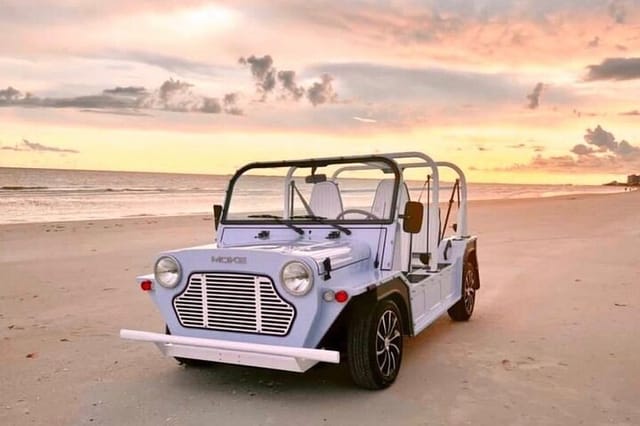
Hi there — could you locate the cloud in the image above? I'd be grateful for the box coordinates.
[277,70,304,100]
[140,82,243,115]
[353,116,377,123]
[619,109,640,116]
[576,124,640,157]
[103,50,222,76]
[1,85,140,109]
[240,54,339,106]
[0,86,21,100]
[1,139,79,154]
[103,86,147,96]
[141,78,238,114]
[526,82,544,109]
[239,55,276,99]
[22,139,79,153]
[1,80,243,115]
[583,125,619,152]
[1,145,23,151]
[585,57,640,81]
[477,146,490,151]
[223,92,243,115]
[46,95,135,109]
[199,97,222,113]
[587,36,600,48]
[2,93,137,109]
[570,144,598,155]
[617,139,640,156]
[572,108,600,118]
[497,125,640,173]
[608,0,627,24]
[159,79,192,102]
[507,143,546,152]
[307,73,337,106]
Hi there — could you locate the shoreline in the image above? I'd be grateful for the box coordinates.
[0,189,633,227]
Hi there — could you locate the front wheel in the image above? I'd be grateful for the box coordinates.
[347,299,403,390]
[448,260,478,321]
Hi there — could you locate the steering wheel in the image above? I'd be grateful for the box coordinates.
[336,209,380,220]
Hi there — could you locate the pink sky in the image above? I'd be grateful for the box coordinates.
[1,0,640,184]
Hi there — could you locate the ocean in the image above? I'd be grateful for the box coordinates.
[0,167,625,224]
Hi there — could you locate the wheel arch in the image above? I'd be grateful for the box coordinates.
[463,240,480,290]
[373,280,413,336]
[317,277,414,351]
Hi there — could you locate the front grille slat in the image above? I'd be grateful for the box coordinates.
[173,272,295,336]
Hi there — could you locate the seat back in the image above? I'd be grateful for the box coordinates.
[309,181,344,219]
[372,179,411,271]
[371,179,409,218]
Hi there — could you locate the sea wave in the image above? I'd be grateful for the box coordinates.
[1,186,226,194]
[1,185,49,190]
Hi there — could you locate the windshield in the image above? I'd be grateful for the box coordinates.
[223,157,400,224]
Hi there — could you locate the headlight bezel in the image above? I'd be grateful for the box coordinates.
[154,255,182,288]
[280,260,314,296]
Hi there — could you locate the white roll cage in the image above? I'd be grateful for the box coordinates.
[279,152,469,271]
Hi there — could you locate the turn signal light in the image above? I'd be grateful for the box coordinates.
[140,280,153,291]
[335,290,349,303]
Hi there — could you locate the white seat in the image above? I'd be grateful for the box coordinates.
[309,181,344,219]
[372,179,411,271]
[371,179,409,218]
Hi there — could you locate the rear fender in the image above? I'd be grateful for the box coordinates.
[463,239,480,289]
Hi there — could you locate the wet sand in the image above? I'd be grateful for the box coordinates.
[1,192,639,425]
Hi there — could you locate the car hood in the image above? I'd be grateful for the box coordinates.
[222,239,371,272]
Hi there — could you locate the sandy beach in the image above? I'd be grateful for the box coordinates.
[1,191,639,425]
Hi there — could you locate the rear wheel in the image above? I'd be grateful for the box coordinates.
[347,299,403,390]
[448,260,478,321]
[165,325,212,367]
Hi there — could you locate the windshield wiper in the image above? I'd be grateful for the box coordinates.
[247,214,304,235]
[291,215,352,235]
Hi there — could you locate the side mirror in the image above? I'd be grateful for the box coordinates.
[213,204,223,230]
[402,201,423,234]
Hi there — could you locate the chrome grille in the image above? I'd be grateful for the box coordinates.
[173,272,295,336]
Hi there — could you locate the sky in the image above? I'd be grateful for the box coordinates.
[1,0,640,184]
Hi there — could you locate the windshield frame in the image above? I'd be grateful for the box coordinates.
[221,155,401,225]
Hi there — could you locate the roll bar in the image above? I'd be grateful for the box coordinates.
[228,152,468,272]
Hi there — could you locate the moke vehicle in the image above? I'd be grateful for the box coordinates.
[121,152,480,389]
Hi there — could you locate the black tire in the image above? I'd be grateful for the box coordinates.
[347,299,403,390]
[448,260,478,321]
[165,325,212,367]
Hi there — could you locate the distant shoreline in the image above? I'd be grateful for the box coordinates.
[603,182,639,187]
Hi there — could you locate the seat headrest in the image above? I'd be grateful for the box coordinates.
[372,179,409,218]
[309,181,344,219]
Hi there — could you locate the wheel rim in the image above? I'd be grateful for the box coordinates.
[375,309,402,378]
[463,267,476,314]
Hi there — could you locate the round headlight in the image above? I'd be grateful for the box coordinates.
[281,261,313,296]
[154,256,181,288]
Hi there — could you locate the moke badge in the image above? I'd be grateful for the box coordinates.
[211,256,247,264]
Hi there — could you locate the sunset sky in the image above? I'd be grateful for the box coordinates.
[1,0,640,184]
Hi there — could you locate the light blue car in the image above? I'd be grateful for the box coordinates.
[122,151,480,389]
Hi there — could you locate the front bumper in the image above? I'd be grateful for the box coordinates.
[120,329,340,373]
